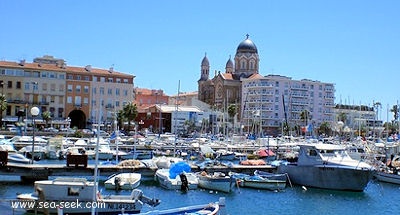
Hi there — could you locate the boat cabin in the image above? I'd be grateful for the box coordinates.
[296,144,352,166]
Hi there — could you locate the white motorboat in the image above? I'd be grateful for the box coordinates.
[0,142,31,164]
[197,171,235,193]
[8,153,31,164]
[18,145,46,160]
[277,143,375,191]
[136,197,225,215]
[155,168,198,191]
[17,177,160,214]
[105,172,142,190]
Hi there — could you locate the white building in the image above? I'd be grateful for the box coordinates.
[241,74,335,136]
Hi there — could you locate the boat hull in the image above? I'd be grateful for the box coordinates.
[238,178,286,191]
[155,170,198,190]
[278,164,373,191]
[104,173,141,190]
[197,175,234,193]
[374,171,400,185]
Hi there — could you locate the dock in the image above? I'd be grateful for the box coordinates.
[0,162,276,181]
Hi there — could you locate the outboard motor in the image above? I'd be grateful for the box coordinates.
[114,176,121,191]
[179,173,189,192]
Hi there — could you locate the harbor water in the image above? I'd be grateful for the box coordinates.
[1,174,400,215]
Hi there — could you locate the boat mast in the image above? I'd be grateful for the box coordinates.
[174,80,180,157]
[91,107,101,215]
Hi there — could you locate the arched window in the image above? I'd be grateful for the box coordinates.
[240,60,246,69]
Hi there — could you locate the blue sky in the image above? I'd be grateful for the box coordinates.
[1,0,399,121]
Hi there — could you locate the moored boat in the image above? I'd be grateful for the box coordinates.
[230,172,287,191]
[197,171,235,193]
[104,172,142,190]
[17,177,160,214]
[277,143,375,191]
[155,161,198,191]
[130,197,225,215]
[374,170,400,184]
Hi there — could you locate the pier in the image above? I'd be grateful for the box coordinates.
[0,162,276,182]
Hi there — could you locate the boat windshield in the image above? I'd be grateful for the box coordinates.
[319,149,347,157]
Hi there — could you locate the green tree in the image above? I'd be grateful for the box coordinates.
[227,104,236,121]
[300,110,311,126]
[318,121,331,136]
[42,111,52,128]
[117,109,126,130]
[390,104,399,122]
[122,102,138,131]
[0,94,7,128]
[337,112,347,123]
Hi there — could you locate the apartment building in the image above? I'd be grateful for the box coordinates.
[241,74,336,136]
[0,55,135,129]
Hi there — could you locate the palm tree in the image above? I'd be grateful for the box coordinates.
[337,112,347,123]
[0,94,7,128]
[390,104,399,122]
[300,110,310,126]
[122,102,138,131]
[117,109,126,130]
[42,111,52,128]
[318,121,331,136]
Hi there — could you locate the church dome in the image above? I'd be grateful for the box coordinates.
[237,35,258,53]
[226,58,233,68]
[201,55,209,66]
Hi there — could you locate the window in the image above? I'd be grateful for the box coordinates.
[76,75,81,80]
[93,76,97,82]
[100,87,104,95]
[84,86,89,93]
[123,90,128,96]
[67,74,73,80]
[123,79,128,83]
[100,77,105,82]
[84,97,89,104]
[16,81,21,89]
[7,81,12,88]
[67,85,73,92]
[75,96,81,106]
[68,187,79,196]
[59,74,65,79]
[116,101,120,107]
[42,83,47,91]
[84,76,90,81]
[67,96,72,104]
[50,84,56,91]
[76,85,81,93]
[108,78,113,83]
[116,78,121,83]
[92,87,97,94]
[108,88,112,95]
[59,84,64,92]
[116,88,120,95]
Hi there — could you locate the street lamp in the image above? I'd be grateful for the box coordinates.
[337,121,344,144]
[30,106,40,164]
[26,82,38,134]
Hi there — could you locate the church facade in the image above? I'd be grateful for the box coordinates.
[197,35,262,117]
